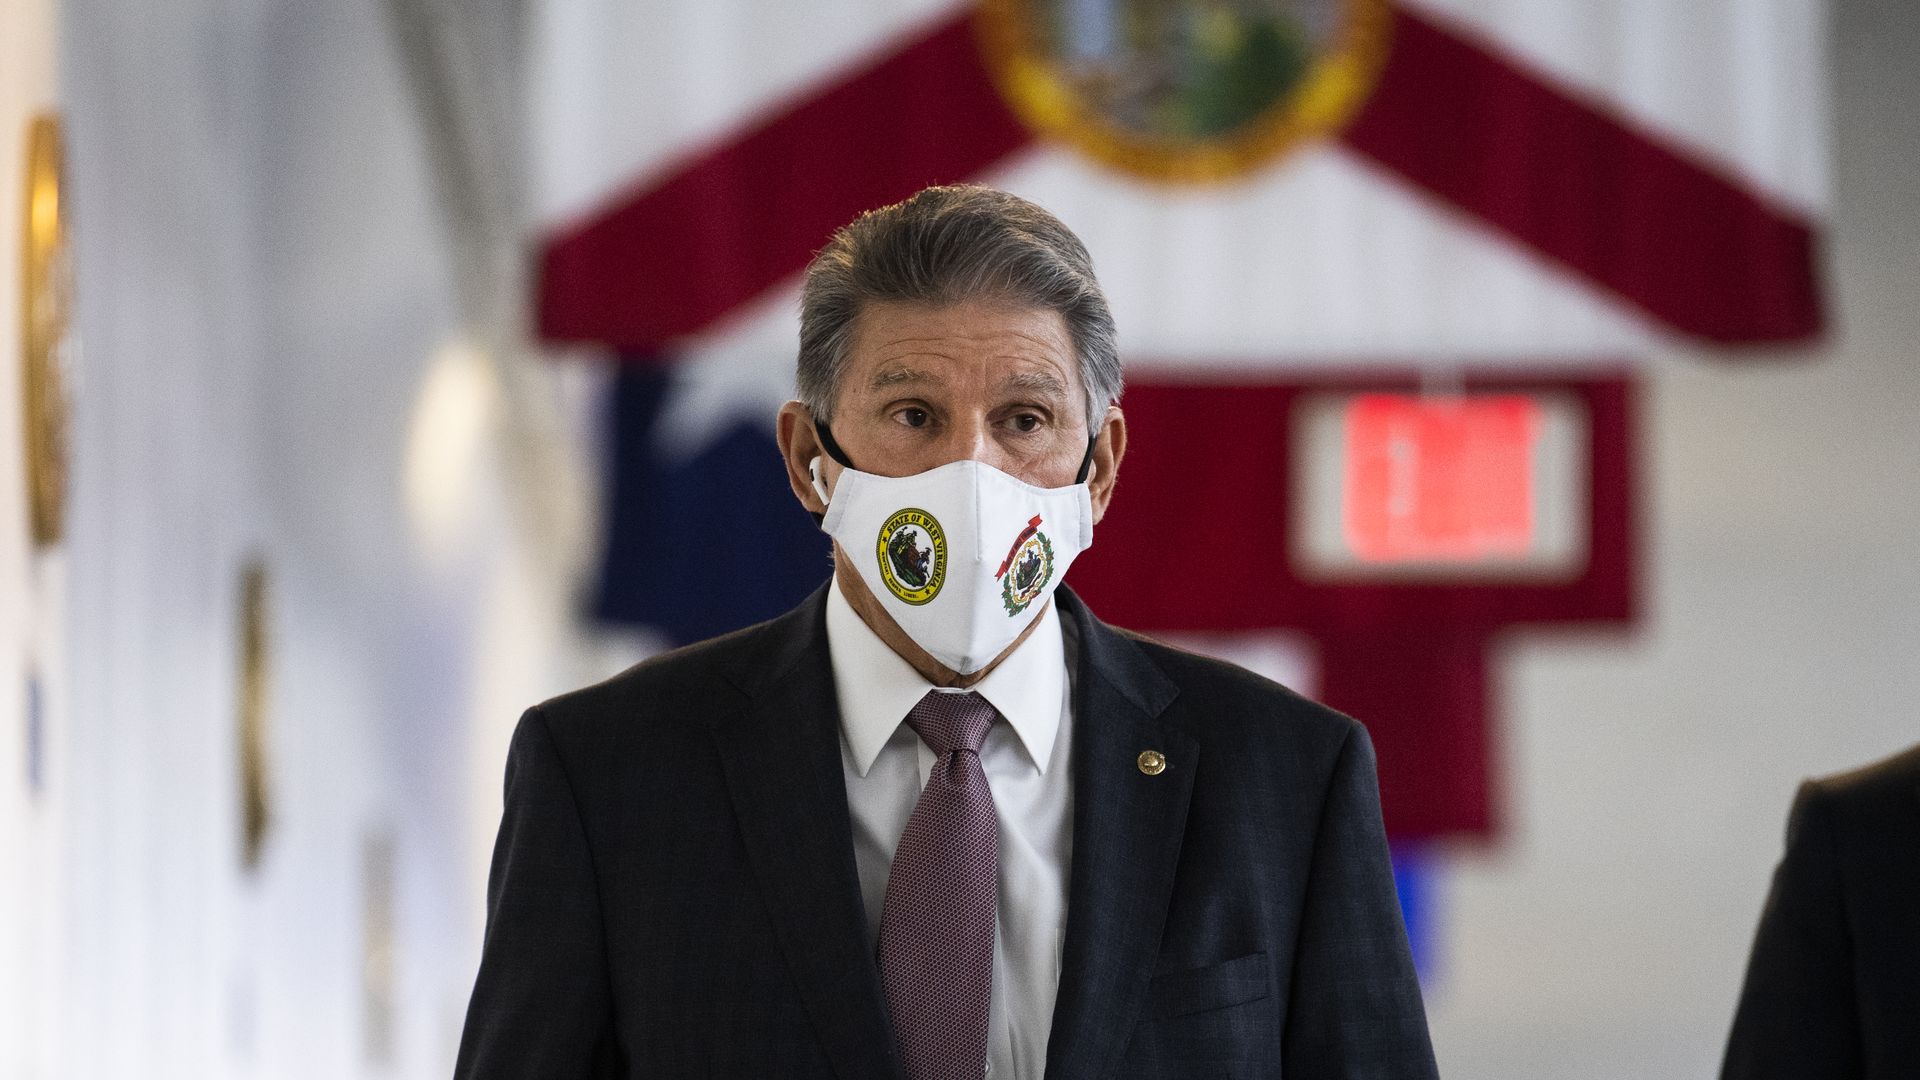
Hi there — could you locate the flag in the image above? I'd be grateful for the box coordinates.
[530,0,1826,838]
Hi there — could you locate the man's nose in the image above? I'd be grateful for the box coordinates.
[937,415,1009,471]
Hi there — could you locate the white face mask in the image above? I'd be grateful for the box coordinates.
[813,454,1094,674]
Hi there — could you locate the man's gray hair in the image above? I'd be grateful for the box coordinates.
[797,185,1120,426]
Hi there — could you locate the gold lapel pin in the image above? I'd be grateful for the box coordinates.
[1137,750,1167,776]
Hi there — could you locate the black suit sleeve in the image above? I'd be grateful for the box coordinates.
[1721,781,1862,1080]
[455,707,619,1079]
[1282,722,1439,1079]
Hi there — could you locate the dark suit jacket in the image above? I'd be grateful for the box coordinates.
[455,585,1437,1079]
[1721,743,1920,1080]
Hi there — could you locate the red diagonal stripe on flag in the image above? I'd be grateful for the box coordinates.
[1339,8,1823,344]
[537,14,1030,350]
[538,4,1824,352]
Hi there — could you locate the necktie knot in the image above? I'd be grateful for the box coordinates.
[905,690,996,758]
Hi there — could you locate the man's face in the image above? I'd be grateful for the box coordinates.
[823,299,1092,487]
[774,296,1126,682]
[777,297,1126,540]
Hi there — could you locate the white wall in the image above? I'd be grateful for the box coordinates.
[55,0,589,1076]
[1,0,61,1075]
[1423,2,1920,1076]
[56,1,271,1073]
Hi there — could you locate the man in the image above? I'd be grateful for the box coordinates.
[1721,742,1920,1080]
[455,185,1437,1079]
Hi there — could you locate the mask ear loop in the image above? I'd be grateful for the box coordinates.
[1074,434,1098,484]
[814,420,857,470]
[807,418,854,527]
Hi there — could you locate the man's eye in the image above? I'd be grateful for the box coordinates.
[895,407,930,428]
[1010,413,1042,433]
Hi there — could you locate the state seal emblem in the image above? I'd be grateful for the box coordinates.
[978,0,1391,182]
[996,516,1056,616]
[876,508,948,605]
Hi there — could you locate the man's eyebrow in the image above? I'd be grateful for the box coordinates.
[868,366,942,392]
[1001,370,1070,398]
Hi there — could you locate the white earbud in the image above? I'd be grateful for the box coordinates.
[809,456,831,507]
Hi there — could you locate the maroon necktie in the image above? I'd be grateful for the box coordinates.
[876,690,1000,1080]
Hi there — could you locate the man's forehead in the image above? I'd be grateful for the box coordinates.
[845,300,1078,386]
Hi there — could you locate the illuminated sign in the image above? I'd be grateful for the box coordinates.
[1293,392,1589,580]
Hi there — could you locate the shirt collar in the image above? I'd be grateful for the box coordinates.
[826,580,1066,778]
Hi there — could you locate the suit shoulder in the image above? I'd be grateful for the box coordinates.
[1801,741,1920,827]
[529,618,776,749]
[1118,629,1360,753]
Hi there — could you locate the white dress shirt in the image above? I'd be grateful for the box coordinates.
[826,582,1075,1080]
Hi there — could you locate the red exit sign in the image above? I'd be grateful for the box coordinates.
[1293,391,1587,580]
[1344,394,1540,562]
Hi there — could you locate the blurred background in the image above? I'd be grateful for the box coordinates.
[2,0,1915,1077]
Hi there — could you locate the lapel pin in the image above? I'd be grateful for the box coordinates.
[1137,749,1167,776]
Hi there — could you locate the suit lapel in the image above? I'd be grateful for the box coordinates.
[711,587,902,1080]
[1045,591,1196,1080]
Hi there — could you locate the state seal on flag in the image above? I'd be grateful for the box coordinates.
[877,508,948,606]
[978,0,1391,182]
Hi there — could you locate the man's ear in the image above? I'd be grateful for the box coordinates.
[776,400,830,515]
[1087,405,1127,526]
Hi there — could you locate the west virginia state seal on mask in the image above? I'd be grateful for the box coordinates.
[876,508,948,605]
[997,515,1055,616]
